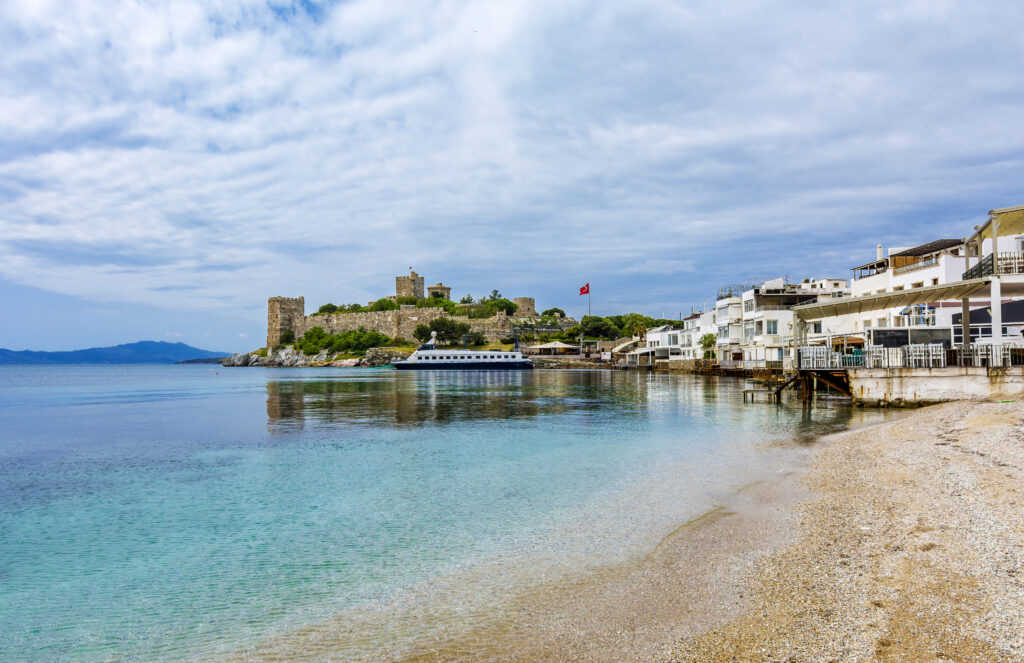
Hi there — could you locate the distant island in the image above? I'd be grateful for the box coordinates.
[0,341,230,365]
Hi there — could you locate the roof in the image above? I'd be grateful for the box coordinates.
[793,278,992,321]
[647,325,675,333]
[890,239,962,258]
[969,204,1024,242]
[525,341,579,349]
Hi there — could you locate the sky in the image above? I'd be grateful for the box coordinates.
[2,0,1023,352]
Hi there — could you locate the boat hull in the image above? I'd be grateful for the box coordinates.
[394,361,533,370]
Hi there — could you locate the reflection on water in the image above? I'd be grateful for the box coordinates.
[267,370,630,430]
[0,366,901,663]
[265,369,882,438]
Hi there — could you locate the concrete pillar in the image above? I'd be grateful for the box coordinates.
[961,298,971,347]
[992,216,1000,275]
[991,277,1003,346]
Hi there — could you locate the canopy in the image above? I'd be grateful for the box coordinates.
[793,278,991,321]
[526,341,579,349]
[970,204,1024,242]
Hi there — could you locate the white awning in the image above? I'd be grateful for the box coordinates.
[793,278,992,321]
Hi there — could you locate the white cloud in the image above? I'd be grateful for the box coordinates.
[0,0,1022,322]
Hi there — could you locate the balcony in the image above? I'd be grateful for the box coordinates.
[893,256,939,275]
[963,251,1024,280]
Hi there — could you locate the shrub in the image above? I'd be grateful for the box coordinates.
[413,318,471,345]
[396,296,418,306]
[464,332,487,346]
[317,303,339,314]
[279,330,295,343]
[296,326,390,355]
[368,298,398,312]
[541,307,565,317]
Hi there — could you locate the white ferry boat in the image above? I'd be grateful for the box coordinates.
[394,332,533,370]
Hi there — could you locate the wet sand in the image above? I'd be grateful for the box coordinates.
[222,399,1024,662]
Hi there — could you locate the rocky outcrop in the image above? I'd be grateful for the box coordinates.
[221,345,412,368]
[364,347,413,367]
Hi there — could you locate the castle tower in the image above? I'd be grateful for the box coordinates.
[267,296,304,347]
[395,270,425,299]
[513,297,537,318]
[426,282,451,300]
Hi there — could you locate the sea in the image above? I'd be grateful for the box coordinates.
[0,365,897,662]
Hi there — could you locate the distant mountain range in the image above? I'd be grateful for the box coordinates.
[0,341,231,365]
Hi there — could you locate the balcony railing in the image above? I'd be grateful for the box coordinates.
[893,256,940,275]
[963,251,1024,280]
[797,344,1024,369]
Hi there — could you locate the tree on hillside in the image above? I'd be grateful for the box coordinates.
[541,307,565,317]
[413,318,472,345]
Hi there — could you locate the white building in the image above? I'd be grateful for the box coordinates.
[739,277,851,368]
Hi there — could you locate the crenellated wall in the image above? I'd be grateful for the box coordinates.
[269,297,575,345]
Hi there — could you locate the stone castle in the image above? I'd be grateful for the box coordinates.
[267,270,560,347]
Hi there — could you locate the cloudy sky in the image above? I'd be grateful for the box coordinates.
[2,0,1022,351]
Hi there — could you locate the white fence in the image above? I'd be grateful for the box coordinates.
[797,344,1023,369]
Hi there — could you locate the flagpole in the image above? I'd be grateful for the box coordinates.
[588,289,591,317]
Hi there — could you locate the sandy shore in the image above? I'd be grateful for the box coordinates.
[664,398,1024,662]
[222,399,1024,662]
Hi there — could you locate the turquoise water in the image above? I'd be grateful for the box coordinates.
[0,366,892,661]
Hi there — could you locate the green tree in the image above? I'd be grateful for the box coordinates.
[578,315,620,340]
[541,307,565,317]
[317,303,339,314]
[396,296,418,306]
[368,298,398,312]
[460,293,474,304]
[279,330,295,344]
[487,298,518,316]
[700,333,717,359]
[414,318,472,344]
[488,289,502,301]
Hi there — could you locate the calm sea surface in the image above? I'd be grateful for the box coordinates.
[0,366,896,661]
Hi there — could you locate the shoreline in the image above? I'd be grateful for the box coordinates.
[215,398,1024,662]
[664,398,1024,661]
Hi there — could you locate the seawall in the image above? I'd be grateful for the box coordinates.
[848,366,1024,406]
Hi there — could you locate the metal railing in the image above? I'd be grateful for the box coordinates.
[963,251,1024,279]
[797,344,1024,369]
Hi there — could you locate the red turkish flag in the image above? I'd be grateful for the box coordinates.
[579,283,590,295]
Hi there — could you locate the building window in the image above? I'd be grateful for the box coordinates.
[911,281,924,288]
[668,334,678,345]
[863,320,872,328]
[932,278,939,286]
[877,317,887,327]
[893,285,904,291]
[766,320,778,334]
[744,300,754,312]
[813,322,822,333]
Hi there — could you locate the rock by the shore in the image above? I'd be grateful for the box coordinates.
[220,345,412,368]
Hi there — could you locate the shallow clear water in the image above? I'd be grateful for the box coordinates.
[0,366,895,662]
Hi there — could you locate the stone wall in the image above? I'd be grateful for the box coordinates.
[290,308,520,342]
[513,297,537,318]
[270,297,578,345]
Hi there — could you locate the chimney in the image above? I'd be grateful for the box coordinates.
[876,244,883,260]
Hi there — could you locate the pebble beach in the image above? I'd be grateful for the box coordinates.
[389,398,1024,662]
[664,398,1024,662]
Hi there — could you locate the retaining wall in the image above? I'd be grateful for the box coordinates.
[848,366,1024,406]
